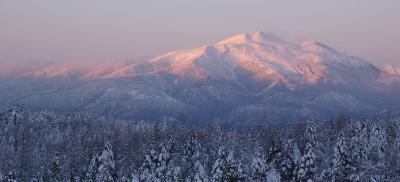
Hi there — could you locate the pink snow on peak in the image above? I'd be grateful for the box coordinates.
[19,31,379,88]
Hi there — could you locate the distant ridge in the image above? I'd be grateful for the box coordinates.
[1,31,399,124]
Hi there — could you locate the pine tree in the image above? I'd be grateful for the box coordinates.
[370,123,387,162]
[183,134,199,163]
[130,164,139,182]
[366,123,388,181]
[306,121,318,148]
[250,147,267,181]
[233,161,246,181]
[96,141,117,181]
[350,121,369,165]
[70,161,81,182]
[266,164,281,182]
[139,138,179,181]
[171,166,182,182]
[295,143,316,182]
[278,139,297,181]
[193,161,208,182]
[291,142,301,165]
[211,145,245,182]
[48,151,63,182]
[157,140,178,181]
[139,148,158,181]
[211,145,228,181]
[7,104,23,125]
[86,141,117,182]
[183,134,204,181]
[5,171,17,182]
[157,143,171,178]
[332,132,354,181]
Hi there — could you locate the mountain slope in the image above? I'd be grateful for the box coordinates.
[1,32,399,125]
[103,32,378,87]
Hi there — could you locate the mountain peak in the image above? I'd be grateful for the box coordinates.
[217,31,285,45]
[251,31,285,43]
[217,33,252,45]
[300,41,338,53]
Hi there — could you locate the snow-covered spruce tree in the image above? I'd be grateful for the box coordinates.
[306,121,318,148]
[291,142,301,165]
[280,157,294,181]
[391,122,400,181]
[277,139,298,181]
[306,120,330,180]
[349,121,369,178]
[266,163,281,182]
[332,132,355,181]
[382,120,400,180]
[250,146,267,181]
[157,142,172,179]
[48,151,63,182]
[86,152,99,182]
[295,143,316,182]
[192,161,208,182]
[0,104,23,174]
[211,145,245,182]
[158,139,181,181]
[129,164,139,182]
[364,123,388,181]
[210,145,228,181]
[86,141,117,182]
[69,161,82,182]
[234,161,245,181]
[5,171,17,182]
[139,138,181,181]
[369,123,387,162]
[7,104,23,125]
[183,134,208,182]
[139,148,158,181]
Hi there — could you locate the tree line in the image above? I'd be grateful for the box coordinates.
[0,104,399,181]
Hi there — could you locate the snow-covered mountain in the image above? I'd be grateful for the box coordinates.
[381,64,400,75]
[377,64,400,84]
[1,32,399,125]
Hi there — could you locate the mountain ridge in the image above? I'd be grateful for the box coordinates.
[1,32,399,125]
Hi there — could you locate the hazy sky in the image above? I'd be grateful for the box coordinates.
[0,0,399,66]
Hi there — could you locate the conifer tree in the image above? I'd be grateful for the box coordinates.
[332,132,354,181]
[140,138,180,181]
[266,164,281,182]
[86,141,117,182]
[139,148,158,181]
[295,143,316,182]
[193,161,208,182]
[278,139,297,181]
[48,151,63,182]
[250,147,267,181]
[5,171,17,182]
[183,134,208,182]
[370,124,387,162]
[7,104,23,125]
[211,145,245,181]
[306,121,318,148]
[350,121,369,177]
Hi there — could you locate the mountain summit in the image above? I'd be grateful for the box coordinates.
[217,31,286,45]
[102,31,377,88]
[1,32,399,124]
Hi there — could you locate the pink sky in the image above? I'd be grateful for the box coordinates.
[0,0,399,66]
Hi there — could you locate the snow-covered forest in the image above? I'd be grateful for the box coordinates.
[0,104,399,181]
